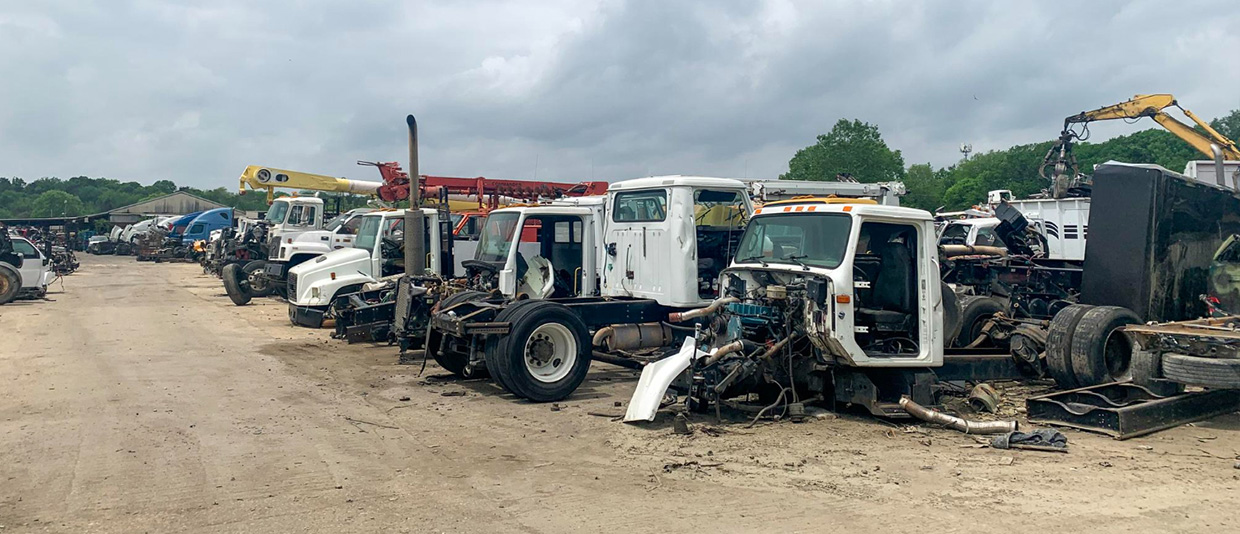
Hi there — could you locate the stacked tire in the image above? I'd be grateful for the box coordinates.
[1044,305,1141,389]
[1131,347,1240,394]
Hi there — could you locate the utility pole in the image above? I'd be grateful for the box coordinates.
[404,115,426,275]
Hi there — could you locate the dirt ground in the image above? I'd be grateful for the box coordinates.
[1,255,1238,533]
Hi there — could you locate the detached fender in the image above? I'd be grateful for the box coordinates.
[623,337,704,423]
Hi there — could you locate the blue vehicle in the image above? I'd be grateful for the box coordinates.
[166,211,204,243]
[182,208,235,246]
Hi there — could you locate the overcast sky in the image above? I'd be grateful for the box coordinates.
[2,1,1238,188]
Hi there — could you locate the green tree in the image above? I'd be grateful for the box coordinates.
[782,119,905,183]
[1210,109,1240,142]
[901,163,955,211]
[30,190,85,217]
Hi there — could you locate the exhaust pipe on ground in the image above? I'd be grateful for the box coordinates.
[898,396,1016,435]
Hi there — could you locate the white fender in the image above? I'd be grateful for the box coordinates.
[623,337,705,423]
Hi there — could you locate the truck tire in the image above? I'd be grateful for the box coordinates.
[1130,349,1185,396]
[222,263,252,306]
[426,290,487,377]
[953,295,1005,347]
[1045,304,1093,389]
[1070,306,1140,386]
[489,301,592,402]
[243,261,276,297]
[1161,354,1240,389]
[484,299,548,397]
[0,267,20,305]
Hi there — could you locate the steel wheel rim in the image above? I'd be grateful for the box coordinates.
[524,322,576,383]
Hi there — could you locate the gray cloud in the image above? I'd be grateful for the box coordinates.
[1,0,1237,188]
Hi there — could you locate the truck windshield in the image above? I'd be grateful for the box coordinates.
[939,223,970,245]
[476,212,520,262]
[735,213,852,269]
[324,213,346,232]
[267,201,290,224]
[353,216,383,255]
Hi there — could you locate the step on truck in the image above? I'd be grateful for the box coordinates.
[425,176,756,401]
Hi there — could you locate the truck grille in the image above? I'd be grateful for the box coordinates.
[287,272,298,298]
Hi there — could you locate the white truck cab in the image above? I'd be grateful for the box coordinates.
[263,196,326,254]
[9,237,53,297]
[287,208,443,327]
[725,198,944,367]
[938,217,1004,248]
[259,207,374,285]
[472,197,606,300]
[466,176,753,305]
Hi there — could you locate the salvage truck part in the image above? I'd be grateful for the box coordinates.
[427,176,754,402]
[626,196,964,420]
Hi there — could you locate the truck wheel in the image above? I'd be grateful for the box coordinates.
[1070,306,1140,386]
[0,268,20,305]
[243,261,276,297]
[1130,349,1185,396]
[222,263,253,306]
[427,290,487,377]
[953,296,1004,347]
[1162,353,1240,389]
[484,299,547,397]
[1045,304,1093,389]
[490,301,591,402]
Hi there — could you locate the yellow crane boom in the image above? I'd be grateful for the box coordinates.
[238,165,383,205]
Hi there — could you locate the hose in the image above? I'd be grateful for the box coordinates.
[667,296,739,323]
[898,396,1016,435]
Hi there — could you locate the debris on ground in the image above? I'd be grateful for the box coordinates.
[990,429,1068,452]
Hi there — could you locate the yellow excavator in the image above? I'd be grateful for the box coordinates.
[1040,94,1240,197]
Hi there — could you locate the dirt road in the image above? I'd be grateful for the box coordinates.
[1,255,1238,533]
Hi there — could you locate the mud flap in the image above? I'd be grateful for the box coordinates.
[623,337,704,423]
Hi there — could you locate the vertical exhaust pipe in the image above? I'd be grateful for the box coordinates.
[1210,144,1229,190]
[405,115,427,275]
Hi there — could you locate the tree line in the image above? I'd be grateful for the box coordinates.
[783,109,1240,211]
[0,176,370,223]
[3,108,1238,220]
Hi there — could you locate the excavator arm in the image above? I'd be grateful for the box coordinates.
[1062,94,1240,160]
[1040,94,1240,197]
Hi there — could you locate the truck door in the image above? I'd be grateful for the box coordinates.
[605,189,670,300]
[332,214,364,249]
[10,240,43,289]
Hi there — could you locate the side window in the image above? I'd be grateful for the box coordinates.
[12,240,36,257]
[613,190,667,222]
[341,216,363,235]
[305,206,317,227]
[287,205,304,225]
[190,223,204,234]
[553,221,582,244]
[218,211,228,220]
[693,189,747,226]
[975,227,1002,247]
